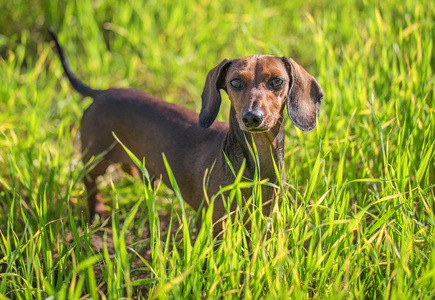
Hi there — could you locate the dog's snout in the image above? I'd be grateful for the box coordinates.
[242,109,264,128]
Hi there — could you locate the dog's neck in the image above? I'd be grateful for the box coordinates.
[223,107,285,183]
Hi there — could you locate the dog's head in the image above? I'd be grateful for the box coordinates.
[199,55,323,132]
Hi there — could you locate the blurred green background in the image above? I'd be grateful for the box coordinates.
[0,0,434,298]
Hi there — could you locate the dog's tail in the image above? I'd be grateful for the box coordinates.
[48,27,101,97]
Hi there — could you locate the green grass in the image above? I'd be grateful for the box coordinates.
[1,0,434,298]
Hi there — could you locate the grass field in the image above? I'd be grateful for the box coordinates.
[1,0,434,298]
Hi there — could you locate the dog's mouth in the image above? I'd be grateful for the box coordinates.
[239,125,270,133]
[246,127,269,133]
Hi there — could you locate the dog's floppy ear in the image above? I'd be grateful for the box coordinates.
[282,58,324,131]
[199,58,232,129]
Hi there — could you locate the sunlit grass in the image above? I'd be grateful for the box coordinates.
[0,0,434,298]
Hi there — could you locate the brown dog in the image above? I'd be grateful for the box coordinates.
[49,29,323,234]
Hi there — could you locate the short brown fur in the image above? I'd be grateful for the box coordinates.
[49,29,324,235]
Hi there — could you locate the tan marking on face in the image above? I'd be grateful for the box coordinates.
[224,55,290,132]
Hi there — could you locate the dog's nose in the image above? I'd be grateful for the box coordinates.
[242,109,264,128]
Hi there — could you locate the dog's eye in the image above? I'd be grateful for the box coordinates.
[230,79,244,89]
[270,78,284,88]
